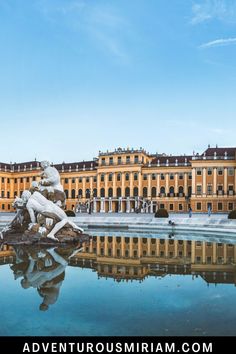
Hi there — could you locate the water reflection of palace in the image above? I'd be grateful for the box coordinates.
[1,236,236,286]
[70,236,236,285]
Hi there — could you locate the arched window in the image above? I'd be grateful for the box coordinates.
[108,173,113,182]
[108,188,113,197]
[169,186,174,195]
[160,187,165,196]
[65,189,69,199]
[117,187,121,197]
[101,174,105,182]
[100,188,105,198]
[179,186,184,196]
[93,188,97,197]
[134,173,138,181]
[188,186,192,197]
[71,189,76,199]
[86,189,90,198]
[125,173,129,181]
[78,189,83,197]
[125,187,130,197]
[143,187,147,198]
[134,187,139,197]
[117,173,121,182]
[151,187,156,197]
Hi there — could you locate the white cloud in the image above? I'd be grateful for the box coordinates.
[36,0,130,62]
[191,0,236,25]
[199,37,236,48]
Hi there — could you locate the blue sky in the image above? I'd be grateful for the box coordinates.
[0,0,236,163]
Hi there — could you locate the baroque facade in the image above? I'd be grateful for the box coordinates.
[0,146,236,213]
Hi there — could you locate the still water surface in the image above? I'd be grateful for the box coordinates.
[1,230,236,336]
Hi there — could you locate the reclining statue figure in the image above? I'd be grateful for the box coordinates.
[22,190,83,241]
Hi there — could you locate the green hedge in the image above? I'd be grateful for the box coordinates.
[228,210,236,219]
[155,209,169,218]
[65,210,76,217]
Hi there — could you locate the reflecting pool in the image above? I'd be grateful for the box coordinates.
[1,230,236,336]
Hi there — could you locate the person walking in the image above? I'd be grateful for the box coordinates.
[208,205,212,217]
[188,206,192,218]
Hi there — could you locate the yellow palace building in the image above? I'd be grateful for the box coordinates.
[0,145,236,213]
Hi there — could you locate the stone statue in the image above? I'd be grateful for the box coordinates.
[23,190,83,241]
[39,161,63,192]
[0,159,87,244]
[39,161,65,208]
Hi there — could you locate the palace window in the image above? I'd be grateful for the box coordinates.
[170,174,174,180]
[126,156,130,164]
[109,157,113,165]
[196,185,202,195]
[64,190,69,198]
[196,202,202,211]
[1,191,4,197]
[108,188,113,197]
[228,202,234,211]
[217,167,223,176]
[218,202,223,211]
[86,177,89,183]
[169,186,174,196]
[143,174,147,181]
[117,173,121,182]
[101,174,105,182]
[188,173,192,180]
[8,204,10,210]
[101,158,105,166]
[93,188,97,197]
[169,204,174,211]
[78,189,83,197]
[108,173,113,182]
[188,186,192,197]
[134,155,139,163]
[100,188,105,198]
[161,173,165,180]
[118,156,122,164]
[207,257,212,264]
[134,187,139,197]
[228,167,234,176]
[65,178,69,184]
[207,168,213,175]
[179,204,183,211]
[125,173,129,181]
[179,186,184,196]
[20,178,23,183]
[134,173,138,181]
[152,174,156,180]
[85,189,90,198]
[79,177,82,183]
[207,184,212,195]
[179,173,183,180]
[160,187,165,196]
[2,204,5,210]
[160,204,165,209]
[72,178,75,183]
[14,178,17,183]
[117,187,121,197]
[196,168,202,176]
[71,189,76,199]
[151,187,156,197]
[93,176,97,183]
[143,187,147,198]
[1,177,5,183]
